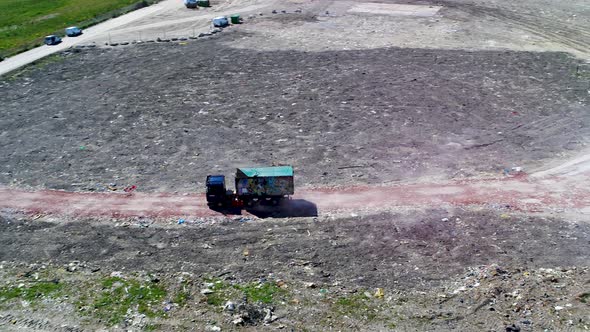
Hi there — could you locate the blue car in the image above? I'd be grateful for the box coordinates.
[212,16,229,27]
[44,35,62,45]
[65,26,83,37]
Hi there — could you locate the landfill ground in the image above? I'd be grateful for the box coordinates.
[1,37,590,192]
[1,0,590,331]
[1,209,589,331]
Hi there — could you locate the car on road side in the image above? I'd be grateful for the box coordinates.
[212,16,229,27]
[44,35,62,45]
[65,26,83,37]
[184,0,197,8]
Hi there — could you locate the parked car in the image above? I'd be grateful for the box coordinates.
[212,16,229,27]
[183,0,197,8]
[44,35,62,45]
[65,26,82,37]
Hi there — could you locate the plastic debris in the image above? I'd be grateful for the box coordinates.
[374,288,384,299]
[124,185,137,193]
[224,301,236,312]
[178,219,185,224]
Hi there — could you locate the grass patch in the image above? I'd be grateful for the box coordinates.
[0,281,63,304]
[0,0,158,57]
[333,293,378,321]
[173,290,190,306]
[203,279,232,307]
[200,278,287,307]
[92,277,167,326]
[233,282,286,304]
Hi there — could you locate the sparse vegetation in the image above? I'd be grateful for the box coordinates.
[92,276,167,325]
[0,280,63,305]
[234,282,287,304]
[333,292,378,321]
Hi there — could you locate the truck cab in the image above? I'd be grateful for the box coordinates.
[206,175,227,206]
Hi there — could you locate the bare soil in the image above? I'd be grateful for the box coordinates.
[1,35,589,193]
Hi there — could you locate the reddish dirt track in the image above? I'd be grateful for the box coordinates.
[1,171,590,218]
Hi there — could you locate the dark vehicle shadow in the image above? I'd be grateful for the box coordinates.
[246,199,318,218]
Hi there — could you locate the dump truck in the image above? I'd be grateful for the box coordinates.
[206,166,294,207]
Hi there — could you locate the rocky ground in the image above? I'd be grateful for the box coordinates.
[0,209,589,331]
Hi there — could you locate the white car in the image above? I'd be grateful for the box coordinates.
[65,26,83,37]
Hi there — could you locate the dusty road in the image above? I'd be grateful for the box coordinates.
[1,164,589,219]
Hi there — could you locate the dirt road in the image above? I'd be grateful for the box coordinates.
[1,168,589,219]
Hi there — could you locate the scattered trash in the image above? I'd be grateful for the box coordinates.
[239,217,251,223]
[201,288,214,295]
[123,185,137,193]
[178,218,185,225]
[505,324,521,332]
[224,301,236,312]
[232,316,245,325]
[304,282,317,289]
[263,308,276,324]
[441,217,449,222]
[163,303,172,312]
[374,288,384,299]
[243,248,250,256]
[79,145,86,150]
[504,166,524,176]
[205,326,221,332]
[319,289,328,295]
[107,183,117,191]
[554,305,564,311]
